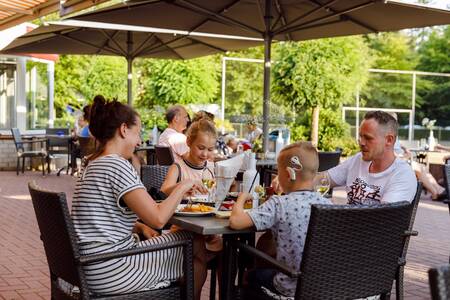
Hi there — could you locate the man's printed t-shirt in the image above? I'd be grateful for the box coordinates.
[328,152,417,205]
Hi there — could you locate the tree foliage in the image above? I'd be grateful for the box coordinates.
[272,37,369,110]
[135,57,220,109]
[416,26,450,126]
[361,32,419,110]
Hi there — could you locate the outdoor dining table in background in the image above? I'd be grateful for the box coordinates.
[169,214,256,300]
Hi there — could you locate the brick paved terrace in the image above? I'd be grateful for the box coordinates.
[0,171,449,299]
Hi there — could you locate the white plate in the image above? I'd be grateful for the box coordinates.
[187,194,214,203]
[175,204,215,216]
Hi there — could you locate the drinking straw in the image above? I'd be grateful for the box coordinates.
[248,170,260,193]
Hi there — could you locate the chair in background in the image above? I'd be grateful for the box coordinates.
[155,145,174,165]
[395,182,422,300]
[318,150,341,172]
[318,150,342,197]
[28,181,194,300]
[10,128,47,176]
[429,264,450,300]
[78,136,97,158]
[140,165,169,200]
[233,201,412,300]
[45,128,70,176]
[443,164,450,214]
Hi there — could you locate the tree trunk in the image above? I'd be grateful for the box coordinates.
[311,106,320,147]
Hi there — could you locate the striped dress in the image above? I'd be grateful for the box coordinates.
[72,154,188,295]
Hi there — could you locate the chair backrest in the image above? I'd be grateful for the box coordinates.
[46,128,70,148]
[296,202,411,299]
[444,165,450,213]
[318,150,341,172]
[78,136,97,158]
[401,182,422,256]
[429,264,450,300]
[28,182,83,289]
[10,128,24,151]
[155,145,174,165]
[141,165,170,191]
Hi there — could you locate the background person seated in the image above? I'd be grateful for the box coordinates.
[158,105,190,163]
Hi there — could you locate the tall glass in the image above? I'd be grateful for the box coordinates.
[314,172,331,196]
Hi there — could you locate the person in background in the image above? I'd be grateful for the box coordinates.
[79,103,93,137]
[224,134,238,154]
[71,96,208,299]
[158,105,190,163]
[230,142,330,297]
[246,119,262,144]
[390,113,446,201]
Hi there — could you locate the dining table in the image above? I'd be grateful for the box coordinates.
[169,214,256,300]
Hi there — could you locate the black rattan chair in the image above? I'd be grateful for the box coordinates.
[429,264,450,300]
[45,128,71,175]
[395,182,422,300]
[443,164,450,214]
[155,145,175,165]
[28,181,194,300]
[233,201,412,299]
[11,128,47,176]
[318,150,341,172]
[141,165,170,200]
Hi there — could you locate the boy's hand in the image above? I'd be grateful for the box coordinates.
[236,192,252,205]
[271,176,283,195]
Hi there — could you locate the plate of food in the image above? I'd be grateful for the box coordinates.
[175,204,216,216]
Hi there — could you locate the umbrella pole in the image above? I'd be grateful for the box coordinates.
[127,31,133,105]
[127,57,133,105]
[262,0,272,153]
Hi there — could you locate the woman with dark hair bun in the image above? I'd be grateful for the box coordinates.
[71,96,208,299]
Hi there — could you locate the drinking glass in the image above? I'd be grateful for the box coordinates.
[314,172,330,196]
[202,167,216,202]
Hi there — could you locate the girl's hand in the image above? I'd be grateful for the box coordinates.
[181,179,208,195]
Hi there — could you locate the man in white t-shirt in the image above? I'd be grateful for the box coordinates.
[328,111,417,204]
[158,105,190,163]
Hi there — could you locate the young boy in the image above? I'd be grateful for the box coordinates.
[230,141,331,297]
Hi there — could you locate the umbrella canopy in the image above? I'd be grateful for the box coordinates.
[73,0,450,151]
[1,20,262,103]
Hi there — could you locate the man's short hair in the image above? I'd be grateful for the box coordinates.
[166,105,185,123]
[364,110,398,136]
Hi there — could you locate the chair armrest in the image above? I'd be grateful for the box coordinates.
[234,241,300,278]
[78,238,192,265]
[404,230,418,237]
[21,138,47,144]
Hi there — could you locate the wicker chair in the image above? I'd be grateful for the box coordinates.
[78,136,97,158]
[395,182,422,299]
[155,145,174,165]
[429,264,450,300]
[28,181,194,300]
[443,164,450,214]
[11,128,47,176]
[317,150,341,172]
[141,165,170,193]
[232,201,412,299]
[45,128,71,175]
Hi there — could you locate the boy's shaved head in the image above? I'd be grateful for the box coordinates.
[278,142,319,181]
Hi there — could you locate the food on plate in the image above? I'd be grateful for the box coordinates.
[181,204,214,213]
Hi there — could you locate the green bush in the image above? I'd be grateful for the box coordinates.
[288,108,359,156]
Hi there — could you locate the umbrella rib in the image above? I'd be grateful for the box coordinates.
[272,0,291,40]
[307,0,378,33]
[151,35,185,59]
[132,33,156,57]
[135,34,187,58]
[186,36,227,53]
[96,30,120,55]
[173,0,263,35]
[100,29,128,56]
[273,0,340,35]
[57,33,122,56]
[277,0,375,36]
